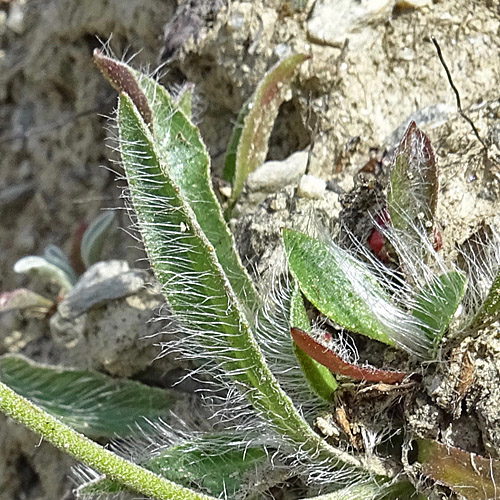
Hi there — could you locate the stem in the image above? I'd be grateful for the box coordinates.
[0,381,215,500]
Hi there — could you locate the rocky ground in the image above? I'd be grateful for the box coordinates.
[0,0,499,498]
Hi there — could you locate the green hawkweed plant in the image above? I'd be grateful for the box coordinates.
[1,47,500,500]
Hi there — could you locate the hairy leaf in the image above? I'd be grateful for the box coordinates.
[117,92,364,474]
[118,95,366,476]
[284,229,395,346]
[388,121,438,247]
[413,271,467,349]
[417,438,500,500]
[76,434,269,499]
[0,355,176,439]
[125,59,260,310]
[228,54,308,207]
[290,282,338,400]
[283,229,432,357]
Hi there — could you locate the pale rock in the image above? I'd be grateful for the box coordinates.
[396,0,432,7]
[233,151,309,216]
[246,150,309,193]
[297,174,326,199]
[307,0,394,47]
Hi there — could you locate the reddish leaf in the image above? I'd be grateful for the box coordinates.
[417,438,500,500]
[291,327,406,384]
[69,221,88,275]
[93,49,152,125]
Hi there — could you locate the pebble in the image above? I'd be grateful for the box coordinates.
[307,0,393,47]
[246,150,309,193]
[297,174,326,199]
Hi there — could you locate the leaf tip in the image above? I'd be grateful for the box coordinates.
[93,49,152,125]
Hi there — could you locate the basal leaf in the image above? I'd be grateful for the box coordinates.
[127,60,260,310]
[117,92,362,474]
[81,212,116,269]
[290,281,338,400]
[413,271,467,349]
[0,355,176,439]
[417,438,500,500]
[14,255,75,292]
[283,229,433,357]
[76,434,269,499]
[228,54,308,208]
[0,288,54,313]
[283,229,395,347]
[43,244,78,283]
[388,121,438,248]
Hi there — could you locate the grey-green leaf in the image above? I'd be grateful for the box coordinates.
[413,271,467,349]
[0,355,176,439]
[43,244,78,283]
[81,212,116,269]
[14,255,75,292]
[290,281,338,401]
[76,434,269,499]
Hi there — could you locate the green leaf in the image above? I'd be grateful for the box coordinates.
[290,281,338,401]
[81,212,116,269]
[14,255,75,292]
[413,271,467,349]
[222,100,251,184]
[417,437,500,500]
[131,65,260,310]
[283,229,396,347]
[228,54,308,208]
[0,355,176,439]
[117,91,364,475]
[77,434,269,499]
[388,121,438,247]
